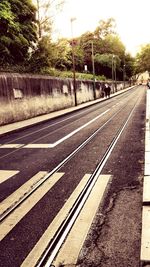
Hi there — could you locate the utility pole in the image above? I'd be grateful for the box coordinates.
[70,17,77,106]
[114,59,117,91]
[91,41,96,100]
[112,55,115,93]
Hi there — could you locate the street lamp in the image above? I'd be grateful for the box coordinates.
[70,17,77,106]
[123,64,126,88]
[112,55,115,93]
[91,41,96,100]
[112,54,117,92]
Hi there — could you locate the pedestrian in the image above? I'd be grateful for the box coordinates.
[101,84,105,98]
[104,83,111,98]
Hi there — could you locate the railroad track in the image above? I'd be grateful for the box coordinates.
[0,96,134,223]
[0,92,140,267]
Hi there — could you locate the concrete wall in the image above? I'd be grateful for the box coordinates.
[0,73,131,126]
[0,72,129,103]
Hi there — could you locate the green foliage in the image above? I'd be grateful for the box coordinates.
[94,18,116,39]
[29,36,57,72]
[135,44,150,74]
[0,7,135,82]
[28,17,134,81]
[37,68,106,81]
[95,53,120,68]
[71,19,127,79]
[54,38,72,70]
[0,0,37,65]
[123,53,135,80]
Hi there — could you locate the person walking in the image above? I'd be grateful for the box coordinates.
[104,83,111,98]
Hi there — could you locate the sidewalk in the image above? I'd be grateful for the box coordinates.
[140,89,150,266]
[0,86,134,137]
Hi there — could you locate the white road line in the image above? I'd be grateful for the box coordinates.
[0,171,48,216]
[24,144,52,148]
[0,109,110,149]
[54,175,110,267]
[48,109,110,148]
[0,172,64,241]
[21,174,110,267]
[21,174,91,267]
[0,170,19,184]
[0,144,23,148]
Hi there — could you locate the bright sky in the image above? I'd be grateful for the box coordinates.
[53,0,150,56]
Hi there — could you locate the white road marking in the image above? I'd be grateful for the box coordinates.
[0,109,110,149]
[0,170,19,184]
[45,109,110,148]
[54,175,110,267]
[21,174,110,267]
[0,144,23,148]
[0,171,48,216]
[0,172,64,241]
[24,144,52,148]
[21,174,91,267]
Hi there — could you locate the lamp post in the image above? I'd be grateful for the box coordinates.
[123,64,126,88]
[112,55,115,93]
[91,41,96,100]
[114,58,117,91]
[70,17,77,106]
[112,54,117,92]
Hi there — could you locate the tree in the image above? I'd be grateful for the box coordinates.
[54,38,72,70]
[34,0,64,38]
[123,53,135,80]
[29,36,56,72]
[135,44,150,74]
[74,19,126,78]
[94,18,116,39]
[0,0,37,65]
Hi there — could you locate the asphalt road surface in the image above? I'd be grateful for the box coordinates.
[0,85,146,267]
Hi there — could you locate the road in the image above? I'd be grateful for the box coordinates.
[0,85,146,267]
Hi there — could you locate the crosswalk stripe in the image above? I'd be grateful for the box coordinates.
[0,144,52,149]
[24,144,52,148]
[21,174,111,267]
[0,170,19,184]
[54,174,110,266]
[0,172,64,241]
[0,171,48,216]
[0,144,23,148]
[21,173,91,267]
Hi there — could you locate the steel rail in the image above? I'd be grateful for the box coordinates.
[36,95,140,267]
[0,103,128,223]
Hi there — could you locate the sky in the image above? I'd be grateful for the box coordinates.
[53,0,150,56]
